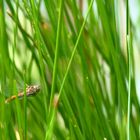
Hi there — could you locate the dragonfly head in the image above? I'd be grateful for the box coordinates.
[26,85,41,96]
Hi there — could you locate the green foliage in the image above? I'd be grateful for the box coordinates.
[0,0,139,140]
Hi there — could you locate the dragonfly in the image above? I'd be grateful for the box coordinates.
[5,85,40,104]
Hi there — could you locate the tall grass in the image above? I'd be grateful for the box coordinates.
[0,0,139,140]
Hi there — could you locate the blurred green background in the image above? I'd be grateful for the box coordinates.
[0,0,140,140]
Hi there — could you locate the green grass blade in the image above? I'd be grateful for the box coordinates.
[58,0,94,100]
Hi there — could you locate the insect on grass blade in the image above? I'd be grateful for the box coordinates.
[5,85,40,103]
